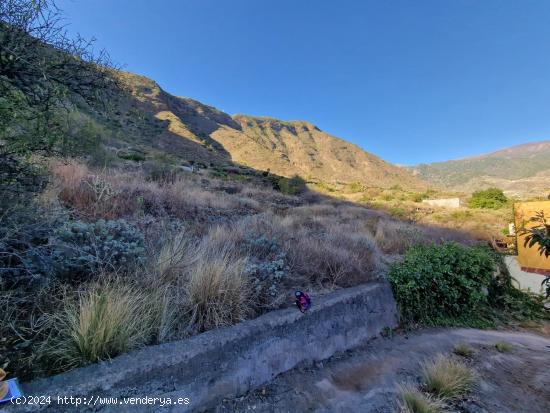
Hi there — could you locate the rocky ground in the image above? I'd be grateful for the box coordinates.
[214,327,550,413]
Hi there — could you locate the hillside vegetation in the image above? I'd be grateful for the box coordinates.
[1,1,547,388]
[412,141,550,196]
[111,73,429,189]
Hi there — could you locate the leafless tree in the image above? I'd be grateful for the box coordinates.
[0,0,120,202]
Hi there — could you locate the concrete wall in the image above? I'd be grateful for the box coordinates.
[14,282,398,412]
[422,198,461,208]
[504,255,547,295]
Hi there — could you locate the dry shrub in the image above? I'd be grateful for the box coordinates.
[287,228,379,286]
[164,181,241,212]
[233,207,381,287]
[422,354,476,399]
[52,162,262,220]
[44,281,160,369]
[240,184,299,206]
[184,242,250,332]
[375,219,421,254]
[53,163,137,219]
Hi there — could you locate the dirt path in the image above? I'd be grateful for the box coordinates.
[214,328,550,413]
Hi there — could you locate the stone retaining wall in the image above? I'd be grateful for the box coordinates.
[13,282,398,412]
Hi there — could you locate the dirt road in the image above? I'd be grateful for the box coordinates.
[214,328,550,413]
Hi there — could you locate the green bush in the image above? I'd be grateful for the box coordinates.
[469,188,507,209]
[118,153,146,162]
[272,175,306,195]
[53,219,145,279]
[389,242,495,326]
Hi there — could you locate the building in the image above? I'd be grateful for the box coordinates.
[421,197,461,208]
[514,201,550,275]
[505,201,550,294]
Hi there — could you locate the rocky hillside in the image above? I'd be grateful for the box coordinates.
[112,72,427,189]
[411,141,550,196]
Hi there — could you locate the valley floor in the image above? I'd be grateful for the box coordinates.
[215,327,550,413]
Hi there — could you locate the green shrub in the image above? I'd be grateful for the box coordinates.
[272,175,306,195]
[53,219,145,279]
[118,152,146,162]
[469,188,507,209]
[389,242,495,326]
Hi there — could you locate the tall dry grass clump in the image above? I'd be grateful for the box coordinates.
[153,231,198,283]
[398,385,443,413]
[45,281,159,369]
[184,242,250,332]
[422,354,476,399]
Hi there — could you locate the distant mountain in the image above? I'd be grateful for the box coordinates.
[411,141,550,196]
[113,72,428,189]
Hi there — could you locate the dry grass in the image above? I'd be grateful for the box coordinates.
[453,343,475,358]
[422,354,476,399]
[494,341,514,353]
[398,385,443,413]
[184,243,250,332]
[153,230,198,283]
[375,219,421,254]
[51,162,274,220]
[44,281,160,369]
[7,160,484,383]
[233,205,382,287]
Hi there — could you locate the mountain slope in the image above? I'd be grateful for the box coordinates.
[114,72,427,189]
[210,115,426,187]
[411,141,550,195]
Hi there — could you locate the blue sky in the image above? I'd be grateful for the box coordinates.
[57,0,550,165]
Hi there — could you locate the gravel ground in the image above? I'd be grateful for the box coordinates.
[213,327,550,413]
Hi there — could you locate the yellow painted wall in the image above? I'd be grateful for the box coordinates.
[514,201,550,271]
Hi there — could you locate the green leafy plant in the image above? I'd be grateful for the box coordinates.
[521,211,550,258]
[390,241,547,327]
[272,175,306,195]
[389,242,495,326]
[468,188,507,209]
[389,242,495,324]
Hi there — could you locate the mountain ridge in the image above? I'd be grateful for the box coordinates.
[111,71,428,189]
[411,140,550,196]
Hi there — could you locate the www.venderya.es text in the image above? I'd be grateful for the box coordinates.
[11,395,190,407]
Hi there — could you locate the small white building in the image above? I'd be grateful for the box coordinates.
[422,197,461,209]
